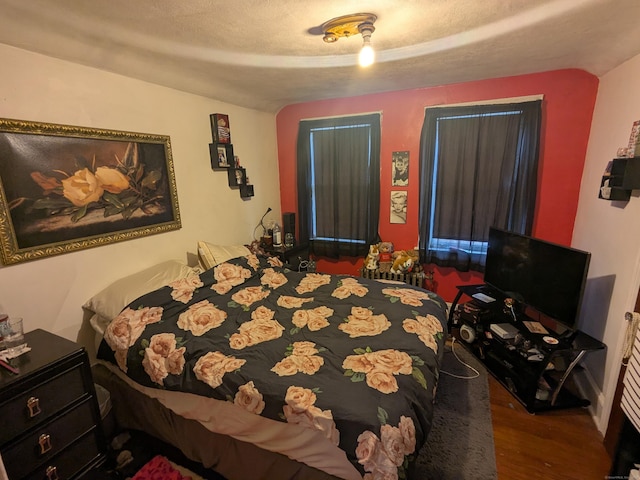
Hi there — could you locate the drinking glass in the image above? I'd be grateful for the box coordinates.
[5,317,25,355]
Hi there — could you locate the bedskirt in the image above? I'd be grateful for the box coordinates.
[92,363,343,480]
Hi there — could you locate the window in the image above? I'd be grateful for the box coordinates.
[297,114,381,258]
[418,101,541,272]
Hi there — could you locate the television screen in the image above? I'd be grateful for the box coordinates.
[484,227,591,330]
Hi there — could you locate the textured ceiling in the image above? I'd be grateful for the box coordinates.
[0,0,639,112]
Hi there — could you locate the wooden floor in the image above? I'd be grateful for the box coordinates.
[490,376,612,480]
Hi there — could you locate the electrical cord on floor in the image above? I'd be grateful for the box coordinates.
[440,336,480,380]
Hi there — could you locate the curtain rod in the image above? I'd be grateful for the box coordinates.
[425,94,544,110]
[301,111,383,122]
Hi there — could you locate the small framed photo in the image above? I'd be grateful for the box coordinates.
[209,143,234,169]
[227,167,246,187]
[392,151,409,186]
[210,113,231,144]
[390,190,407,224]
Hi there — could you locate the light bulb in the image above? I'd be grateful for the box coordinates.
[358,25,375,67]
[359,43,374,67]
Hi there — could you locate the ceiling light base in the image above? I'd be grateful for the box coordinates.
[321,13,377,43]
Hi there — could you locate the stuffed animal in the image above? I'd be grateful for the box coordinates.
[407,249,420,266]
[378,241,394,273]
[364,244,380,270]
[391,250,415,274]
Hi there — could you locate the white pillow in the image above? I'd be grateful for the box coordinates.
[83,260,196,324]
[197,241,250,270]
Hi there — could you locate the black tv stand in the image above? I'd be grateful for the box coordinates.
[449,284,605,413]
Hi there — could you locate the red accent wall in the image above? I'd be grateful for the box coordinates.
[275,69,598,302]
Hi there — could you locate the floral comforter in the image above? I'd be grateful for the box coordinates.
[97,254,447,480]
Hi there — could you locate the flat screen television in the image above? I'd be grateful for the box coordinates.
[484,227,591,331]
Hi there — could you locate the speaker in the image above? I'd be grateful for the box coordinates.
[282,212,296,237]
[459,324,476,343]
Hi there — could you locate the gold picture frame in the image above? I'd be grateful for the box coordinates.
[0,118,181,265]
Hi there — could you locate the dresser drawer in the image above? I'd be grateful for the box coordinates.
[3,399,97,479]
[0,364,86,446]
[25,430,102,480]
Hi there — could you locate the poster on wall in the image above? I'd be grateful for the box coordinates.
[390,190,407,224]
[0,118,181,265]
[392,151,409,186]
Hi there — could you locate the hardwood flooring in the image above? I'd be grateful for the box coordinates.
[489,376,612,480]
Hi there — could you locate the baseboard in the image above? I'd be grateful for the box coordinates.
[573,366,607,434]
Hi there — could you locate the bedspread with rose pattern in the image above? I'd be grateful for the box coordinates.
[97,254,447,480]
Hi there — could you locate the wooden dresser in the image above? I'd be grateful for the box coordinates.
[0,329,106,480]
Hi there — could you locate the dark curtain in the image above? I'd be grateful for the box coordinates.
[297,114,381,258]
[418,100,541,271]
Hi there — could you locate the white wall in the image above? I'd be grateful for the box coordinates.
[573,52,640,433]
[0,44,281,353]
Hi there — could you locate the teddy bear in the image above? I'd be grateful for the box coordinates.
[390,250,415,274]
[364,244,380,270]
[377,241,394,273]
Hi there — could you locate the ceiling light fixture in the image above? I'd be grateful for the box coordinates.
[321,13,377,67]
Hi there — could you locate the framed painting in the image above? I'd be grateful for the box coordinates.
[0,118,181,265]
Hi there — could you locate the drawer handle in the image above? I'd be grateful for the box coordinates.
[27,396,41,417]
[39,433,52,454]
[45,465,59,480]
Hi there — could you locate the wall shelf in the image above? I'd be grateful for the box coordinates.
[208,113,254,200]
[600,156,640,201]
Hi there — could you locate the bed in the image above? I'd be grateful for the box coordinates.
[86,242,448,480]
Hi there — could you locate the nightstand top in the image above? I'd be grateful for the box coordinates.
[0,329,83,387]
[264,243,308,254]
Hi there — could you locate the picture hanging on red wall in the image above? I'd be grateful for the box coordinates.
[392,151,409,186]
[390,190,407,224]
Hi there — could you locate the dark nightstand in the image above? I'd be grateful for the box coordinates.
[264,243,309,271]
[0,329,106,479]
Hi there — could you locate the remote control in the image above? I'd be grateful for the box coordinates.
[472,292,496,303]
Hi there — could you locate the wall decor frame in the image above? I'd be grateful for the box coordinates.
[210,113,231,144]
[227,167,246,187]
[240,184,254,198]
[392,150,409,186]
[0,118,181,265]
[390,190,407,224]
[209,143,235,169]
